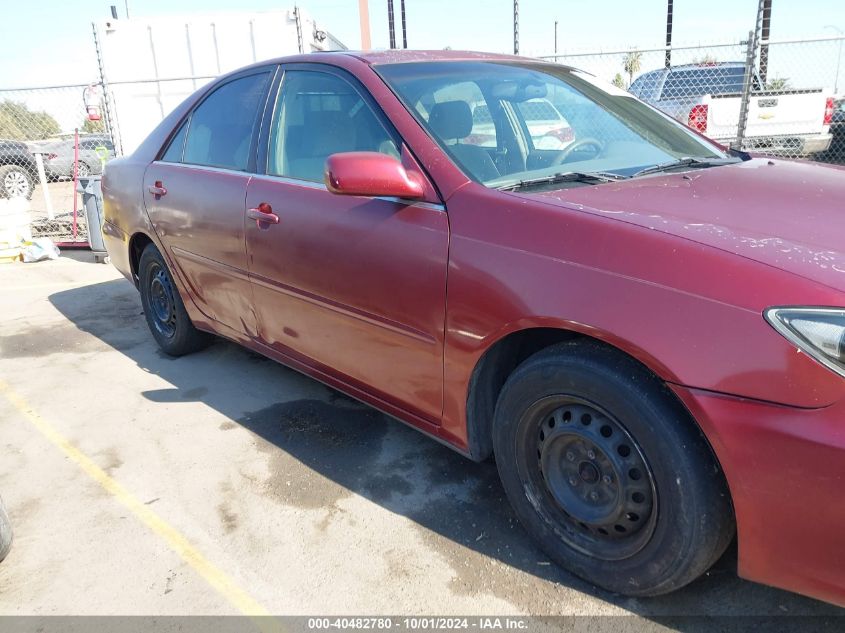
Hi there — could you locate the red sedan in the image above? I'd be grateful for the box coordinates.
[102,50,845,606]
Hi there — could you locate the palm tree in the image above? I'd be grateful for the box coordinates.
[623,50,643,86]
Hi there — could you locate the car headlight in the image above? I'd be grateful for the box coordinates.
[765,307,845,378]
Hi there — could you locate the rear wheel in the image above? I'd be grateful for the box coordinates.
[493,340,734,596]
[138,244,211,356]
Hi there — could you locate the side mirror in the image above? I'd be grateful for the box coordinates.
[324,152,425,199]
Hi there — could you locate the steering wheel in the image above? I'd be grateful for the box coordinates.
[551,137,604,165]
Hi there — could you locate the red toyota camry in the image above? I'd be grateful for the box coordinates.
[101,50,845,606]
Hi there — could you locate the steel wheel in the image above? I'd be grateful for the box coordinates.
[518,395,657,561]
[147,262,178,340]
[3,168,30,198]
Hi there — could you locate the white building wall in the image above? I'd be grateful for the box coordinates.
[96,8,345,154]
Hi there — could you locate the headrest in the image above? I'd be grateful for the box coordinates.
[428,101,473,140]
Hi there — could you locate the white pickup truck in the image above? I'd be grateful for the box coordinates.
[629,62,834,156]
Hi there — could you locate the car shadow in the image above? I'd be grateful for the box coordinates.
[47,279,844,625]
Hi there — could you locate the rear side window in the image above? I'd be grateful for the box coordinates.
[182,72,271,171]
[161,121,188,162]
[660,67,747,99]
[630,72,661,98]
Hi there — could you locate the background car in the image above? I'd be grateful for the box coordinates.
[0,140,37,199]
[41,136,115,180]
[630,61,833,155]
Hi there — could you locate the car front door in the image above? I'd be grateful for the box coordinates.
[144,68,274,338]
[244,65,449,424]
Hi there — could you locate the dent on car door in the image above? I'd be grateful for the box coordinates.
[244,66,449,424]
[143,69,273,337]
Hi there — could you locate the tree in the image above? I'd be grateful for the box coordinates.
[692,54,719,64]
[622,50,642,86]
[766,76,791,91]
[0,100,60,140]
[81,116,106,134]
[612,73,627,89]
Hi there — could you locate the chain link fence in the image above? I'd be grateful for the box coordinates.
[0,33,843,253]
[540,35,844,165]
[0,83,117,244]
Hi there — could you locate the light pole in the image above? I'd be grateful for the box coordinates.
[825,25,843,95]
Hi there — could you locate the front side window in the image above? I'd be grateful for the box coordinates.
[181,72,270,171]
[268,70,399,182]
[377,61,728,187]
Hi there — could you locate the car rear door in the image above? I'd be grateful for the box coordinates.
[244,64,449,424]
[143,67,275,338]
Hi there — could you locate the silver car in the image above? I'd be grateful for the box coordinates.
[42,136,115,179]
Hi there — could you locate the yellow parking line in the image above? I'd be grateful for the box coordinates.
[0,379,279,628]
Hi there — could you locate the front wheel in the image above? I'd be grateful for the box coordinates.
[138,243,212,356]
[493,340,734,596]
[0,496,12,563]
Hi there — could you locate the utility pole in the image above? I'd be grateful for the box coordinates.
[358,0,371,49]
[554,20,558,56]
[513,0,519,55]
[759,0,772,84]
[387,0,396,49]
[400,0,407,49]
[665,0,673,68]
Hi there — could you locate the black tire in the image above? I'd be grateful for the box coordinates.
[0,164,34,200]
[0,496,12,564]
[493,340,734,597]
[77,162,91,178]
[138,243,212,356]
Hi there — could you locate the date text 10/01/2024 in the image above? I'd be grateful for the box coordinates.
[307,618,529,630]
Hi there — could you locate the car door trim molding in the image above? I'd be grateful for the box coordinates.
[249,269,437,346]
[170,246,251,284]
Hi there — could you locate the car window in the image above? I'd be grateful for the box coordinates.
[161,120,188,163]
[379,61,725,186]
[413,80,497,148]
[182,72,271,171]
[629,72,661,98]
[268,70,399,182]
[660,66,747,99]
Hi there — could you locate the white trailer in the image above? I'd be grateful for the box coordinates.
[95,8,346,154]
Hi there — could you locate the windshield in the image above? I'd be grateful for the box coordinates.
[377,60,728,189]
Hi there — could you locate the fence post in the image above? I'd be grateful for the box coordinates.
[33,153,53,220]
[92,22,122,155]
[733,31,757,151]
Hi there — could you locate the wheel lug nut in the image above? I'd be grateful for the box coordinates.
[589,491,599,501]
[566,451,575,462]
[587,450,596,459]
[569,476,578,486]
[602,475,612,484]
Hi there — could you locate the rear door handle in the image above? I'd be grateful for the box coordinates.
[247,204,280,225]
[148,181,167,197]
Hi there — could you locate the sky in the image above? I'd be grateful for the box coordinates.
[0,0,844,88]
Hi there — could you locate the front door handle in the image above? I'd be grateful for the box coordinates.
[247,203,279,226]
[148,181,167,197]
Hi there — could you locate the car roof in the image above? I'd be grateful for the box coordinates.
[263,49,535,67]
